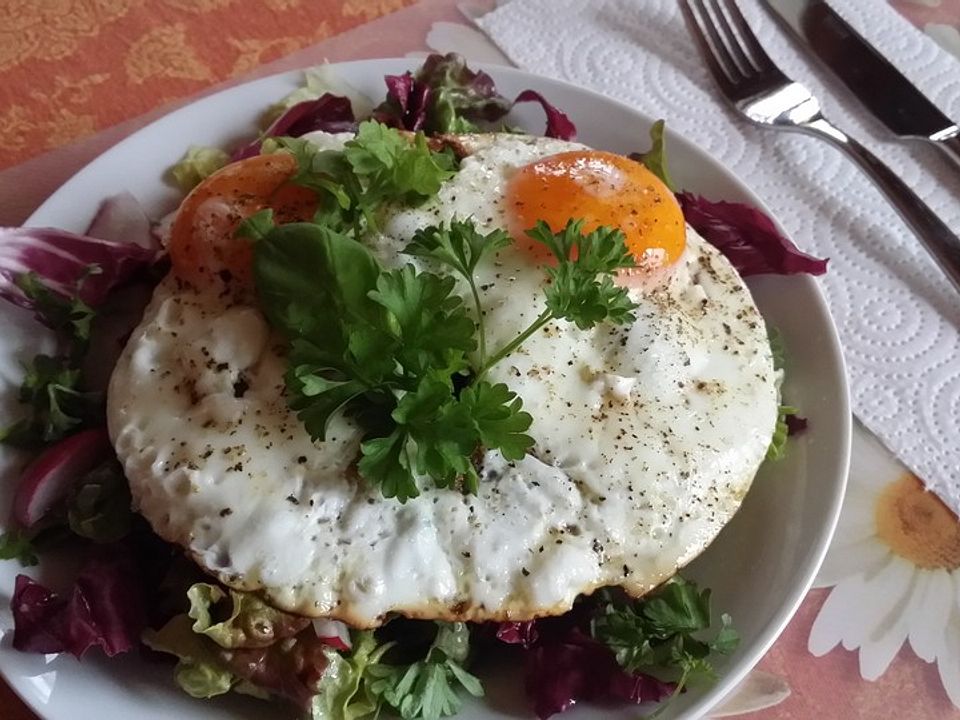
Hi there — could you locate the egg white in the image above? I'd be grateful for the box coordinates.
[107,133,778,626]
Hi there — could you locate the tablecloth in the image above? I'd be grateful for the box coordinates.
[1,1,959,718]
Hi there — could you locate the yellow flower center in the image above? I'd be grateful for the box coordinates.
[875,474,960,570]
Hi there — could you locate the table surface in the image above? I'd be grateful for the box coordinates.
[2,1,959,719]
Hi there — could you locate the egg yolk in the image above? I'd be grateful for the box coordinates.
[507,150,685,272]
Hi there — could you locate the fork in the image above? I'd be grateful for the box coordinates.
[679,0,960,295]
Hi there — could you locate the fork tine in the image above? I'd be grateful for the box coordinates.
[678,0,738,95]
[718,0,783,76]
[707,0,757,75]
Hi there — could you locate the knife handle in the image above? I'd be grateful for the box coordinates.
[804,117,960,295]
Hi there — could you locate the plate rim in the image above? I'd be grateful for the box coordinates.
[6,56,852,720]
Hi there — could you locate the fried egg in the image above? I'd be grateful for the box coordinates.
[107,132,779,626]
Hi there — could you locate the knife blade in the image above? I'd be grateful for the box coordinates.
[762,0,960,169]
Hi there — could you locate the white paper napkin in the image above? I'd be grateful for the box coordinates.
[477,0,960,513]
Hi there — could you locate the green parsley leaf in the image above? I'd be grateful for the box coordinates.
[345,121,455,199]
[459,381,533,462]
[635,119,676,191]
[524,220,637,330]
[0,529,39,566]
[404,220,510,365]
[367,622,483,720]
[369,265,476,378]
[15,271,97,356]
[270,121,456,238]
[405,219,511,281]
[1,354,102,448]
[591,577,738,682]
[391,373,478,490]
[359,428,418,502]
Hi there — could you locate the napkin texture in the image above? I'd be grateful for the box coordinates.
[478,0,960,513]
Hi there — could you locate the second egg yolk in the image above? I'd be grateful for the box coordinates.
[507,150,686,272]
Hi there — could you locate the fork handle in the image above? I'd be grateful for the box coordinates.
[933,134,960,172]
[804,117,960,295]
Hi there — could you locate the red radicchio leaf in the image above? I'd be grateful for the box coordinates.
[496,620,539,649]
[785,414,808,435]
[373,73,432,132]
[232,93,357,160]
[11,544,146,659]
[513,90,577,140]
[0,226,159,313]
[496,611,675,719]
[85,192,157,251]
[524,628,674,719]
[677,192,828,276]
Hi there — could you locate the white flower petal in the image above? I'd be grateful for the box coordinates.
[844,556,915,650]
[849,426,907,494]
[815,539,889,588]
[809,575,868,656]
[903,571,934,661]
[937,614,960,709]
[909,569,954,662]
[859,617,908,681]
[710,670,791,717]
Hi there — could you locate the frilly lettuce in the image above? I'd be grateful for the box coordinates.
[143,614,237,699]
[169,146,229,192]
[186,582,309,649]
[311,631,390,720]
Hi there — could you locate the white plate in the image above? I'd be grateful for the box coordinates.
[0,59,850,720]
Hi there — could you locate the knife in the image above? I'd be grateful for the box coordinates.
[762,0,960,170]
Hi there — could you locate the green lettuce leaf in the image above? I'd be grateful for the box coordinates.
[311,631,392,720]
[634,119,676,191]
[766,405,798,461]
[143,614,238,699]
[170,145,230,192]
[0,529,39,566]
[186,582,309,649]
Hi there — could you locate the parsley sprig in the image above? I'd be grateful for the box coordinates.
[367,622,484,719]
[265,120,456,238]
[252,121,640,500]
[476,219,637,377]
[592,578,739,707]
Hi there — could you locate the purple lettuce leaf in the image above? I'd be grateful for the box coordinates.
[496,610,675,719]
[11,544,146,659]
[513,90,577,141]
[373,53,576,139]
[233,93,357,160]
[785,413,808,435]
[677,192,828,276]
[0,226,159,313]
[496,620,539,649]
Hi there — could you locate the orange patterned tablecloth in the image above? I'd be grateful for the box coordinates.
[2,2,960,720]
[0,0,419,170]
